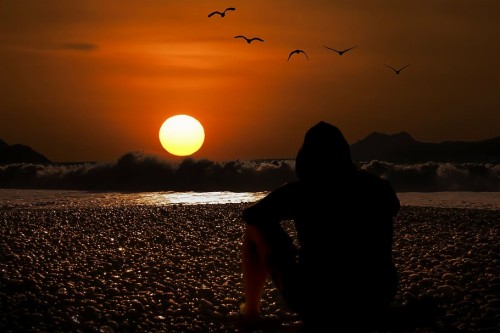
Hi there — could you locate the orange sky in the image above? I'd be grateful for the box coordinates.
[1,0,499,162]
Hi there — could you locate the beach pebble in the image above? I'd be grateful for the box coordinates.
[0,205,499,332]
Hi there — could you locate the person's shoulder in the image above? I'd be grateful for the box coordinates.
[355,170,400,213]
[356,169,385,183]
[258,181,301,202]
[273,180,301,190]
[356,170,394,191]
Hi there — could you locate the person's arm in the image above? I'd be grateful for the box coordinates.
[242,182,297,227]
[379,178,400,217]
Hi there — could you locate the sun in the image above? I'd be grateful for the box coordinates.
[159,115,205,156]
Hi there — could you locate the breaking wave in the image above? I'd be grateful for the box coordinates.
[0,152,499,192]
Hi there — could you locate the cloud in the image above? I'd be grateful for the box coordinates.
[56,43,98,51]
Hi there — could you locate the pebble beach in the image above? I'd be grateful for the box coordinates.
[1,204,499,332]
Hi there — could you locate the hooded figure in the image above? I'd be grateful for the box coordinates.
[295,121,355,180]
[240,121,400,331]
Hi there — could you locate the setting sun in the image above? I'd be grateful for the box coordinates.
[159,115,205,156]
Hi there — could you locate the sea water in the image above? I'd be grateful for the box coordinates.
[1,189,500,211]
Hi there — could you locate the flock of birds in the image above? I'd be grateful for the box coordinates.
[208,7,411,75]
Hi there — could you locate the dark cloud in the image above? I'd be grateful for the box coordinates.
[57,43,98,51]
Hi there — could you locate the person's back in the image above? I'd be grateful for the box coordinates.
[240,121,400,331]
[279,171,399,329]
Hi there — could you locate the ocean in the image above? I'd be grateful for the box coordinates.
[2,157,500,211]
[1,158,499,193]
[1,189,500,211]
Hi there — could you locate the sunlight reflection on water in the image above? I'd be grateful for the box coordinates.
[1,189,499,210]
[0,190,268,210]
[132,191,267,206]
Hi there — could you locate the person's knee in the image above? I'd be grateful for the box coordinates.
[244,224,262,239]
[243,224,271,259]
[244,225,266,249]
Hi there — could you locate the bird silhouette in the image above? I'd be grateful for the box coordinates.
[208,8,236,18]
[324,45,358,55]
[234,35,264,44]
[288,49,309,61]
[385,64,411,74]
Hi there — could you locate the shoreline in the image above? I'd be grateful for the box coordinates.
[1,189,500,212]
[1,205,499,332]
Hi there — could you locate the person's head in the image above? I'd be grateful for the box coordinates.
[295,121,355,180]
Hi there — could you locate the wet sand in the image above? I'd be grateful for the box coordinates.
[0,204,499,332]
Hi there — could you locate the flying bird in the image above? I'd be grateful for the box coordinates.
[287,49,309,61]
[324,45,358,56]
[208,7,236,18]
[234,35,264,44]
[385,64,411,74]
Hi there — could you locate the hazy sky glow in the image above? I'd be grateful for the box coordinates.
[1,0,499,162]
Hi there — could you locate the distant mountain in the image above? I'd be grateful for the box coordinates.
[1,133,499,165]
[0,139,51,163]
[351,132,500,163]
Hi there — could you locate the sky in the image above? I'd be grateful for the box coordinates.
[1,0,499,163]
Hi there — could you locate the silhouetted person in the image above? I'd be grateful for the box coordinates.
[240,121,400,331]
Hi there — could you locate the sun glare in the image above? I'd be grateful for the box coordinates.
[159,115,205,156]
